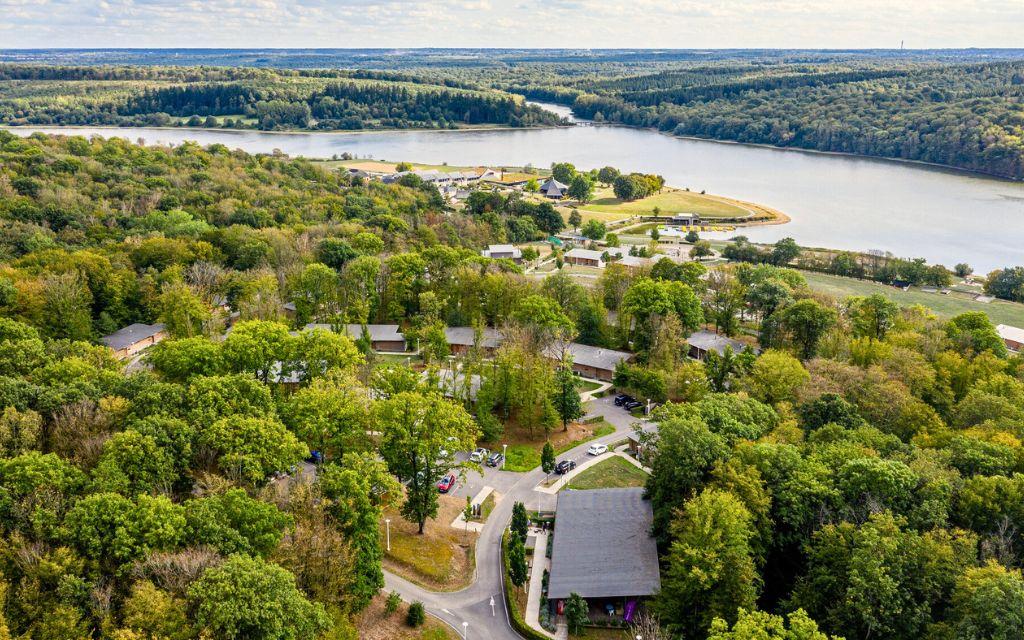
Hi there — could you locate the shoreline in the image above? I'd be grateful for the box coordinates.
[0,122,570,138]
[6,120,1019,184]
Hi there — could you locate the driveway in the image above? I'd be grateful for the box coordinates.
[382,396,651,639]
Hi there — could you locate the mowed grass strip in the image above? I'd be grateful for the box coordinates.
[380,495,474,591]
[503,421,616,472]
[801,271,1024,326]
[565,455,649,491]
[579,186,753,219]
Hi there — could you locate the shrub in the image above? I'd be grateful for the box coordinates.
[406,601,426,627]
[385,591,401,615]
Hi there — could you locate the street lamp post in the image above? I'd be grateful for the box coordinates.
[502,444,507,470]
[385,518,391,552]
[462,621,468,639]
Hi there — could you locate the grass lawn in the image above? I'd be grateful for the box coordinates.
[372,353,423,371]
[578,379,603,393]
[566,456,649,491]
[579,186,755,219]
[802,271,1024,325]
[356,593,457,640]
[503,420,616,472]
[381,495,475,591]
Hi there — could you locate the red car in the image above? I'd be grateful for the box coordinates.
[437,473,457,493]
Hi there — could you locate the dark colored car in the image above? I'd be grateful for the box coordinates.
[487,452,505,467]
[614,394,634,406]
[306,450,324,465]
[624,400,644,411]
[437,472,456,493]
[555,460,577,474]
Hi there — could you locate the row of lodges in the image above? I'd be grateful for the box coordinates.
[97,321,759,371]
[379,168,499,186]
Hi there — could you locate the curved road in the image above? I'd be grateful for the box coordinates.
[382,396,647,640]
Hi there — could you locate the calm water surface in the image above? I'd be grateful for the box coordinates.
[9,113,1024,272]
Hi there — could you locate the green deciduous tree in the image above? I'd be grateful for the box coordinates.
[185,489,292,557]
[708,608,838,640]
[849,294,899,342]
[188,555,331,640]
[377,392,478,533]
[950,561,1024,640]
[199,415,308,485]
[550,360,583,431]
[781,299,837,360]
[317,454,400,611]
[742,350,809,405]
[91,430,177,495]
[657,489,761,636]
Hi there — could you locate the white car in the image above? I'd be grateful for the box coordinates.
[469,447,489,463]
[586,443,608,456]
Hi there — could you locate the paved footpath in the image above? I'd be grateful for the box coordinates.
[382,395,650,640]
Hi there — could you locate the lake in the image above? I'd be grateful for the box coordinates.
[8,115,1024,272]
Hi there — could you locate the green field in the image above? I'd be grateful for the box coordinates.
[579,186,755,219]
[802,272,1024,325]
[503,422,615,472]
[566,455,649,491]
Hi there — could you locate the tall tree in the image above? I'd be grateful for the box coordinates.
[551,359,583,431]
[658,489,761,636]
[377,392,478,533]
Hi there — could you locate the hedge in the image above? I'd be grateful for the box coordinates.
[501,531,551,640]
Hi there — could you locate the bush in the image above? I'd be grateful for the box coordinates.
[406,601,426,627]
[385,591,401,615]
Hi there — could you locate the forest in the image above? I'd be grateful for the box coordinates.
[511,60,1024,180]
[0,132,1023,640]
[2,51,1024,177]
[0,65,563,131]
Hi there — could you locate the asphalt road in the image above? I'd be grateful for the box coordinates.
[383,395,649,640]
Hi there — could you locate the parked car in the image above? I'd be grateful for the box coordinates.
[587,443,609,456]
[624,400,644,411]
[614,393,634,406]
[470,447,490,463]
[555,459,577,474]
[437,472,457,493]
[487,452,505,467]
[306,450,323,465]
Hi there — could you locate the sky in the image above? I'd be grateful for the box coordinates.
[0,0,1022,49]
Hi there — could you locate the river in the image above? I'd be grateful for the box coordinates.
[8,110,1024,272]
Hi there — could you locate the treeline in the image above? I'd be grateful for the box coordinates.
[0,64,563,131]
[561,61,1024,179]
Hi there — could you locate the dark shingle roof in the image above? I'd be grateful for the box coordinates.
[546,341,633,373]
[444,326,504,349]
[685,330,756,356]
[100,323,166,351]
[547,488,661,600]
[303,323,405,344]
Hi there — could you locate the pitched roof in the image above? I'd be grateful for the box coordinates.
[540,177,568,196]
[444,326,504,349]
[997,324,1024,345]
[547,341,633,372]
[482,244,522,259]
[565,248,605,262]
[100,323,166,351]
[548,488,661,600]
[430,369,483,401]
[685,330,755,356]
[303,323,405,343]
[616,256,648,268]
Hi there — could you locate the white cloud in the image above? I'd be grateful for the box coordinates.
[0,0,1021,48]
